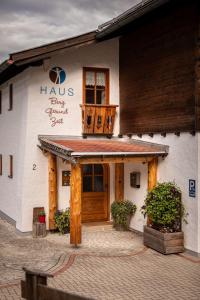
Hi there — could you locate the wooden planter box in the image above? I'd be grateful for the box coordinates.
[143,225,184,254]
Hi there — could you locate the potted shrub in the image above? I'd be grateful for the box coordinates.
[141,182,188,254]
[38,210,46,223]
[54,208,70,234]
[111,200,137,231]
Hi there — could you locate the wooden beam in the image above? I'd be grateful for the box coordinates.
[78,156,154,165]
[147,157,158,226]
[148,157,158,191]
[70,163,82,245]
[115,163,124,202]
[48,153,57,230]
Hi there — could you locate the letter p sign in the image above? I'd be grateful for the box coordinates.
[189,179,195,198]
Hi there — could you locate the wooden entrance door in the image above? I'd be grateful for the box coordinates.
[82,164,109,222]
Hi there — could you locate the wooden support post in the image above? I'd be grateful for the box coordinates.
[48,153,57,230]
[147,157,158,225]
[115,163,124,202]
[148,157,158,191]
[70,163,82,246]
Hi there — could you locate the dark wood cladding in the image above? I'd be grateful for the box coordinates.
[119,1,199,134]
[195,16,200,131]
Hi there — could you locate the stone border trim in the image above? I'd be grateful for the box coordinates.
[0,210,16,227]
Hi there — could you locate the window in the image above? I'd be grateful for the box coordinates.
[0,90,2,114]
[8,84,13,111]
[83,68,109,105]
[0,155,2,175]
[8,155,13,178]
[83,164,104,192]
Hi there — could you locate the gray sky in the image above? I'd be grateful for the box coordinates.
[0,0,140,63]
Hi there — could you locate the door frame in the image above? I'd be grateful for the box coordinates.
[81,163,110,223]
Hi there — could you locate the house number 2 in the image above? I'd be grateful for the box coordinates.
[33,164,37,171]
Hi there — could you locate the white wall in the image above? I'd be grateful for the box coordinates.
[0,71,29,230]
[124,162,148,232]
[129,133,199,253]
[20,38,119,231]
[57,158,71,210]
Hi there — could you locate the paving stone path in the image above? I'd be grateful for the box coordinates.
[1,218,200,299]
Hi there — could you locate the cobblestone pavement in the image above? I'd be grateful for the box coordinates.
[1,218,200,299]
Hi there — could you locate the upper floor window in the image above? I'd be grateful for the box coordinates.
[8,84,13,111]
[83,68,109,105]
[8,155,13,178]
[0,155,2,175]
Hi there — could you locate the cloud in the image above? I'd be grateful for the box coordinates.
[0,0,140,63]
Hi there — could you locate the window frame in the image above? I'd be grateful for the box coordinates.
[83,67,109,105]
[8,84,13,111]
[82,164,104,193]
[0,155,2,175]
[8,155,13,178]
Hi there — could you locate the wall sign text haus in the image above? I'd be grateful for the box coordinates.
[39,66,75,127]
[40,86,74,96]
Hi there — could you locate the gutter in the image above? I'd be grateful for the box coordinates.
[72,151,167,156]
[0,59,13,73]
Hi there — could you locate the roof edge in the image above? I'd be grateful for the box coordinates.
[10,30,96,63]
[0,31,96,86]
[96,0,171,39]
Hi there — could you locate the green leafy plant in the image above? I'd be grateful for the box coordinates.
[141,182,188,233]
[111,200,137,229]
[54,208,70,234]
[38,210,45,216]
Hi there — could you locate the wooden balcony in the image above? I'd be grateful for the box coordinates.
[80,104,118,136]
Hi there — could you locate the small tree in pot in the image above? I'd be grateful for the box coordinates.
[111,200,137,231]
[141,182,188,254]
[38,210,46,223]
[54,208,70,234]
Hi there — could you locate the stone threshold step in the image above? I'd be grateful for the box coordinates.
[82,221,114,232]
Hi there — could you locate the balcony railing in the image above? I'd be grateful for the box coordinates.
[80,104,118,136]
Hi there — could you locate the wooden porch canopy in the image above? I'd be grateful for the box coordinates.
[38,135,169,246]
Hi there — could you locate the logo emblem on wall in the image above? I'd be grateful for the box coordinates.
[49,66,66,84]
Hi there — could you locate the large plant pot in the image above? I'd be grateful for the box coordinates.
[38,215,46,223]
[143,225,184,254]
[113,215,131,231]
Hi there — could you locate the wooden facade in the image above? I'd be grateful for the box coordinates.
[115,163,124,202]
[119,0,200,134]
[195,13,200,131]
[70,164,82,245]
[148,157,158,191]
[82,164,109,223]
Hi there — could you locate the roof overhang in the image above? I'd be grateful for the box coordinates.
[38,135,169,165]
[0,0,174,85]
[0,31,96,85]
[96,0,171,39]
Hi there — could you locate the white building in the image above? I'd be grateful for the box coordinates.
[0,0,199,255]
